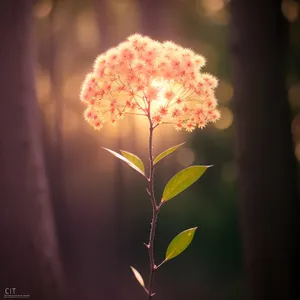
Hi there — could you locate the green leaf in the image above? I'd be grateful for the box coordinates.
[165,227,197,261]
[153,142,185,165]
[102,147,145,177]
[162,165,211,202]
[130,266,145,288]
[120,150,145,174]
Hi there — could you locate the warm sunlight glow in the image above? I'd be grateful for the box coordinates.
[214,107,233,130]
[33,2,52,19]
[63,75,84,100]
[150,78,169,111]
[63,109,80,134]
[201,0,225,13]
[76,11,99,49]
[282,0,299,23]
[216,80,233,104]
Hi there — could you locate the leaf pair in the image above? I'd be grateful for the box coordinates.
[130,227,197,289]
[102,142,185,177]
[103,143,211,204]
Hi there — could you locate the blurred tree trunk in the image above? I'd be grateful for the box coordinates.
[93,2,125,299]
[139,0,175,40]
[47,0,69,266]
[94,0,113,50]
[231,0,299,299]
[0,1,65,299]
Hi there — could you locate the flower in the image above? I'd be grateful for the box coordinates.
[80,33,220,132]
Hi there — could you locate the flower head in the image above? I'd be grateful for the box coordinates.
[80,33,220,132]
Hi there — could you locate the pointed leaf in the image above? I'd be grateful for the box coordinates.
[130,266,145,288]
[162,165,211,202]
[102,147,145,177]
[165,227,197,261]
[120,150,145,174]
[153,142,186,165]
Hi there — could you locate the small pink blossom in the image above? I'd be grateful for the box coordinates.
[159,106,168,116]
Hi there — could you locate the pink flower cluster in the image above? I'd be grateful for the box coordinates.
[80,34,220,132]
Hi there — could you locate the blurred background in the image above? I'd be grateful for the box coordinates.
[36,0,300,299]
[2,0,300,299]
[36,0,240,299]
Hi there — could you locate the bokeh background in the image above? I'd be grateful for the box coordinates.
[27,0,300,299]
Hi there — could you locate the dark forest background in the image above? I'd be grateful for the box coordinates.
[0,0,300,299]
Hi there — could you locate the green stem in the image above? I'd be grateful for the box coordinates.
[147,122,159,299]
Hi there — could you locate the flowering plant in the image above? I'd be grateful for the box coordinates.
[80,34,220,299]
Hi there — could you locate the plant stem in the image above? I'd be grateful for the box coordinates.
[147,123,159,299]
